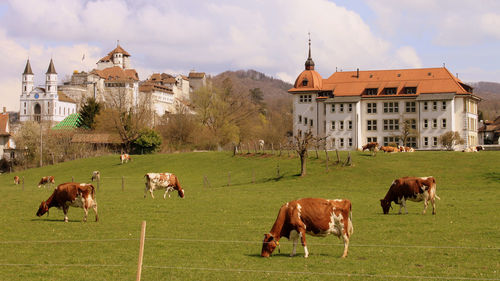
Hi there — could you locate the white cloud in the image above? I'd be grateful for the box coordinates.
[394,46,422,68]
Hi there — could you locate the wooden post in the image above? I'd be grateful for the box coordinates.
[343,152,352,167]
[252,170,255,184]
[22,177,25,191]
[72,176,74,182]
[279,144,282,157]
[51,153,55,165]
[271,143,274,155]
[336,149,340,164]
[325,148,329,171]
[136,221,147,281]
[276,162,280,178]
[122,176,125,191]
[247,142,250,154]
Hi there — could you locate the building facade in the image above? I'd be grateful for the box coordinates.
[289,41,480,151]
[19,59,77,123]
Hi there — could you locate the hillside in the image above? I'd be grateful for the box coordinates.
[469,81,500,120]
[212,69,293,103]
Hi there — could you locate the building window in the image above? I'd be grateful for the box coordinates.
[339,104,344,112]
[384,88,397,95]
[433,137,438,146]
[348,120,352,130]
[348,138,353,147]
[348,103,353,112]
[404,119,416,130]
[432,118,437,128]
[299,95,312,103]
[383,102,399,113]
[365,88,378,95]
[383,136,399,146]
[340,121,344,130]
[367,103,377,114]
[304,117,308,125]
[405,101,416,113]
[340,138,344,147]
[298,115,302,123]
[367,120,377,131]
[302,78,308,86]
[367,137,377,143]
[442,118,447,128]
[407,137,417,148]
[405,87,417,94]
[24,109,26,114]
[331,104,335,113]
[331,121,336,130]
[383,119,399,131]
[24,102,26,107]
[423,137,429,146]
[423,119,428,128]
[310,119,313,127]
[432,101,438,111]
[442,101,447,110]
[423,101,428,111]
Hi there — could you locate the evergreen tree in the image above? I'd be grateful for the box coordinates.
[77,97,101,130]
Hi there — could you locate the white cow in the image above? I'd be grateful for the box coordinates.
[144,173,185,199]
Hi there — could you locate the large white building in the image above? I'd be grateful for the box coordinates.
[289,41,480,151]
[19,59,77,123]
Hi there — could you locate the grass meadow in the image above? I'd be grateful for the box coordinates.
[0,151,498,280]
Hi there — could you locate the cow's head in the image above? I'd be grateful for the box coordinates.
[380,199,392,214]
[36,201,49,217]
[261,233,279,257]
[178,188,185,198]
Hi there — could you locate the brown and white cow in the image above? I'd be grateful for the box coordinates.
[261,198,353,258]
[14,176,20,185]
[380,176,440,215]
[120,153,131,164]
[144,173,185,199]
[380,146,399,153]
[362,142,379,152]
[91,171,100,182]
[36,182,98,222]
[398,146,415,152]
[38,176,55,188]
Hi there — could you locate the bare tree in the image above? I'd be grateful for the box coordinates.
[294,130,313,177]
[439,131,465,151]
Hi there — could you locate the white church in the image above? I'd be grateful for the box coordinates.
[19,59,77,123]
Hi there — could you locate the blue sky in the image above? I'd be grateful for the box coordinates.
[0,0,499,111]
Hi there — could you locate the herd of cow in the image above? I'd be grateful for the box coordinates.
[13,153,441,259]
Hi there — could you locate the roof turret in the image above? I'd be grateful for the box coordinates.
[46,59,57,74]
[23,59,34,75]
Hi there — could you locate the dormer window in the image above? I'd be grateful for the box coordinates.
[405,87,417,94]
[302,78,309,86]
[384,88,397,95]
[365,88,378,95]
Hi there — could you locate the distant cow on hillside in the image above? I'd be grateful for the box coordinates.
[38,176,55,188]
[14,176,20,185]
[36,182,98,222]
[120,154,131,164]
[91,171,100,182]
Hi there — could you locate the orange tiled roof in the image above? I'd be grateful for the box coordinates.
[98,45,131,62]
[189,72,205,78]
[289,69,323,92]
[289,67,474,97]
[146,73,176,85]
[91,66,139,82]
[139,82,173,94]
[57,91,76,103]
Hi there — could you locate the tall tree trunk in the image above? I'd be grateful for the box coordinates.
[299,151,307,177]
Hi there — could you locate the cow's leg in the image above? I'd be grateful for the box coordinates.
[423,197,429,214]
[402,199,409,214]
[63,206,69,222]
[150,189,155,199]
[83,207,88,222]
[299,231,309,258]
[163,189,169,199]
[290,230,299,257]
[341,232,350,258]
[431,197,436,215]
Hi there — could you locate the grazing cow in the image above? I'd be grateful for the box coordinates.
[462,146,478,152]
[398,146,415,152]
[261,198,353,258]
[476,145,484,151]
[380,146,399,153]
[38,176,55,188]
[36,182,98,222]
[14,176,20,185]
[144,173,185,199]
[380,176,440,215]
[120,153,131,164]
[91,171,100,182]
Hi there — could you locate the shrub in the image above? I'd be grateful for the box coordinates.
[132,129,162,154]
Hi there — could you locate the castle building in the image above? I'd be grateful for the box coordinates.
[289,40,480,151]
[19,59,77,123]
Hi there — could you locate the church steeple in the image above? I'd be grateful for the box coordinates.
[46,58,57,74]
[23,59,34,75]
[305,33,315,70]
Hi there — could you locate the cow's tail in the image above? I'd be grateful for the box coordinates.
[346,200,353,237]
[89,184,96,199]
[430,178,440,200]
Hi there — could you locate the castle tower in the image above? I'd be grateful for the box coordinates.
[22,59,34,95]
[45,59,58,97]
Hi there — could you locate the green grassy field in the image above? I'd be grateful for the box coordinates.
[0,151,499,280]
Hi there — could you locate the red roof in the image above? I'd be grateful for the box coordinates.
[98,45,131,63]
[91,66,139,82]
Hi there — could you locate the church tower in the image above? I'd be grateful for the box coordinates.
[45,59,58,97]
[22,59,34,95]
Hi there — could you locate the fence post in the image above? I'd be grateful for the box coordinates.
[72,176,74,182]
[276,162,280,178]
[271,143,274,155]
[136,220,147,281]
[22,177,25,191]
[325,148,329,171]
[252,170,255,184]
[122,176,125,191]
[336,149,340,164]
[247,142,250,154]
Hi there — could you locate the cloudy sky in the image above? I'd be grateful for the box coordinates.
[1,0,499,111]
